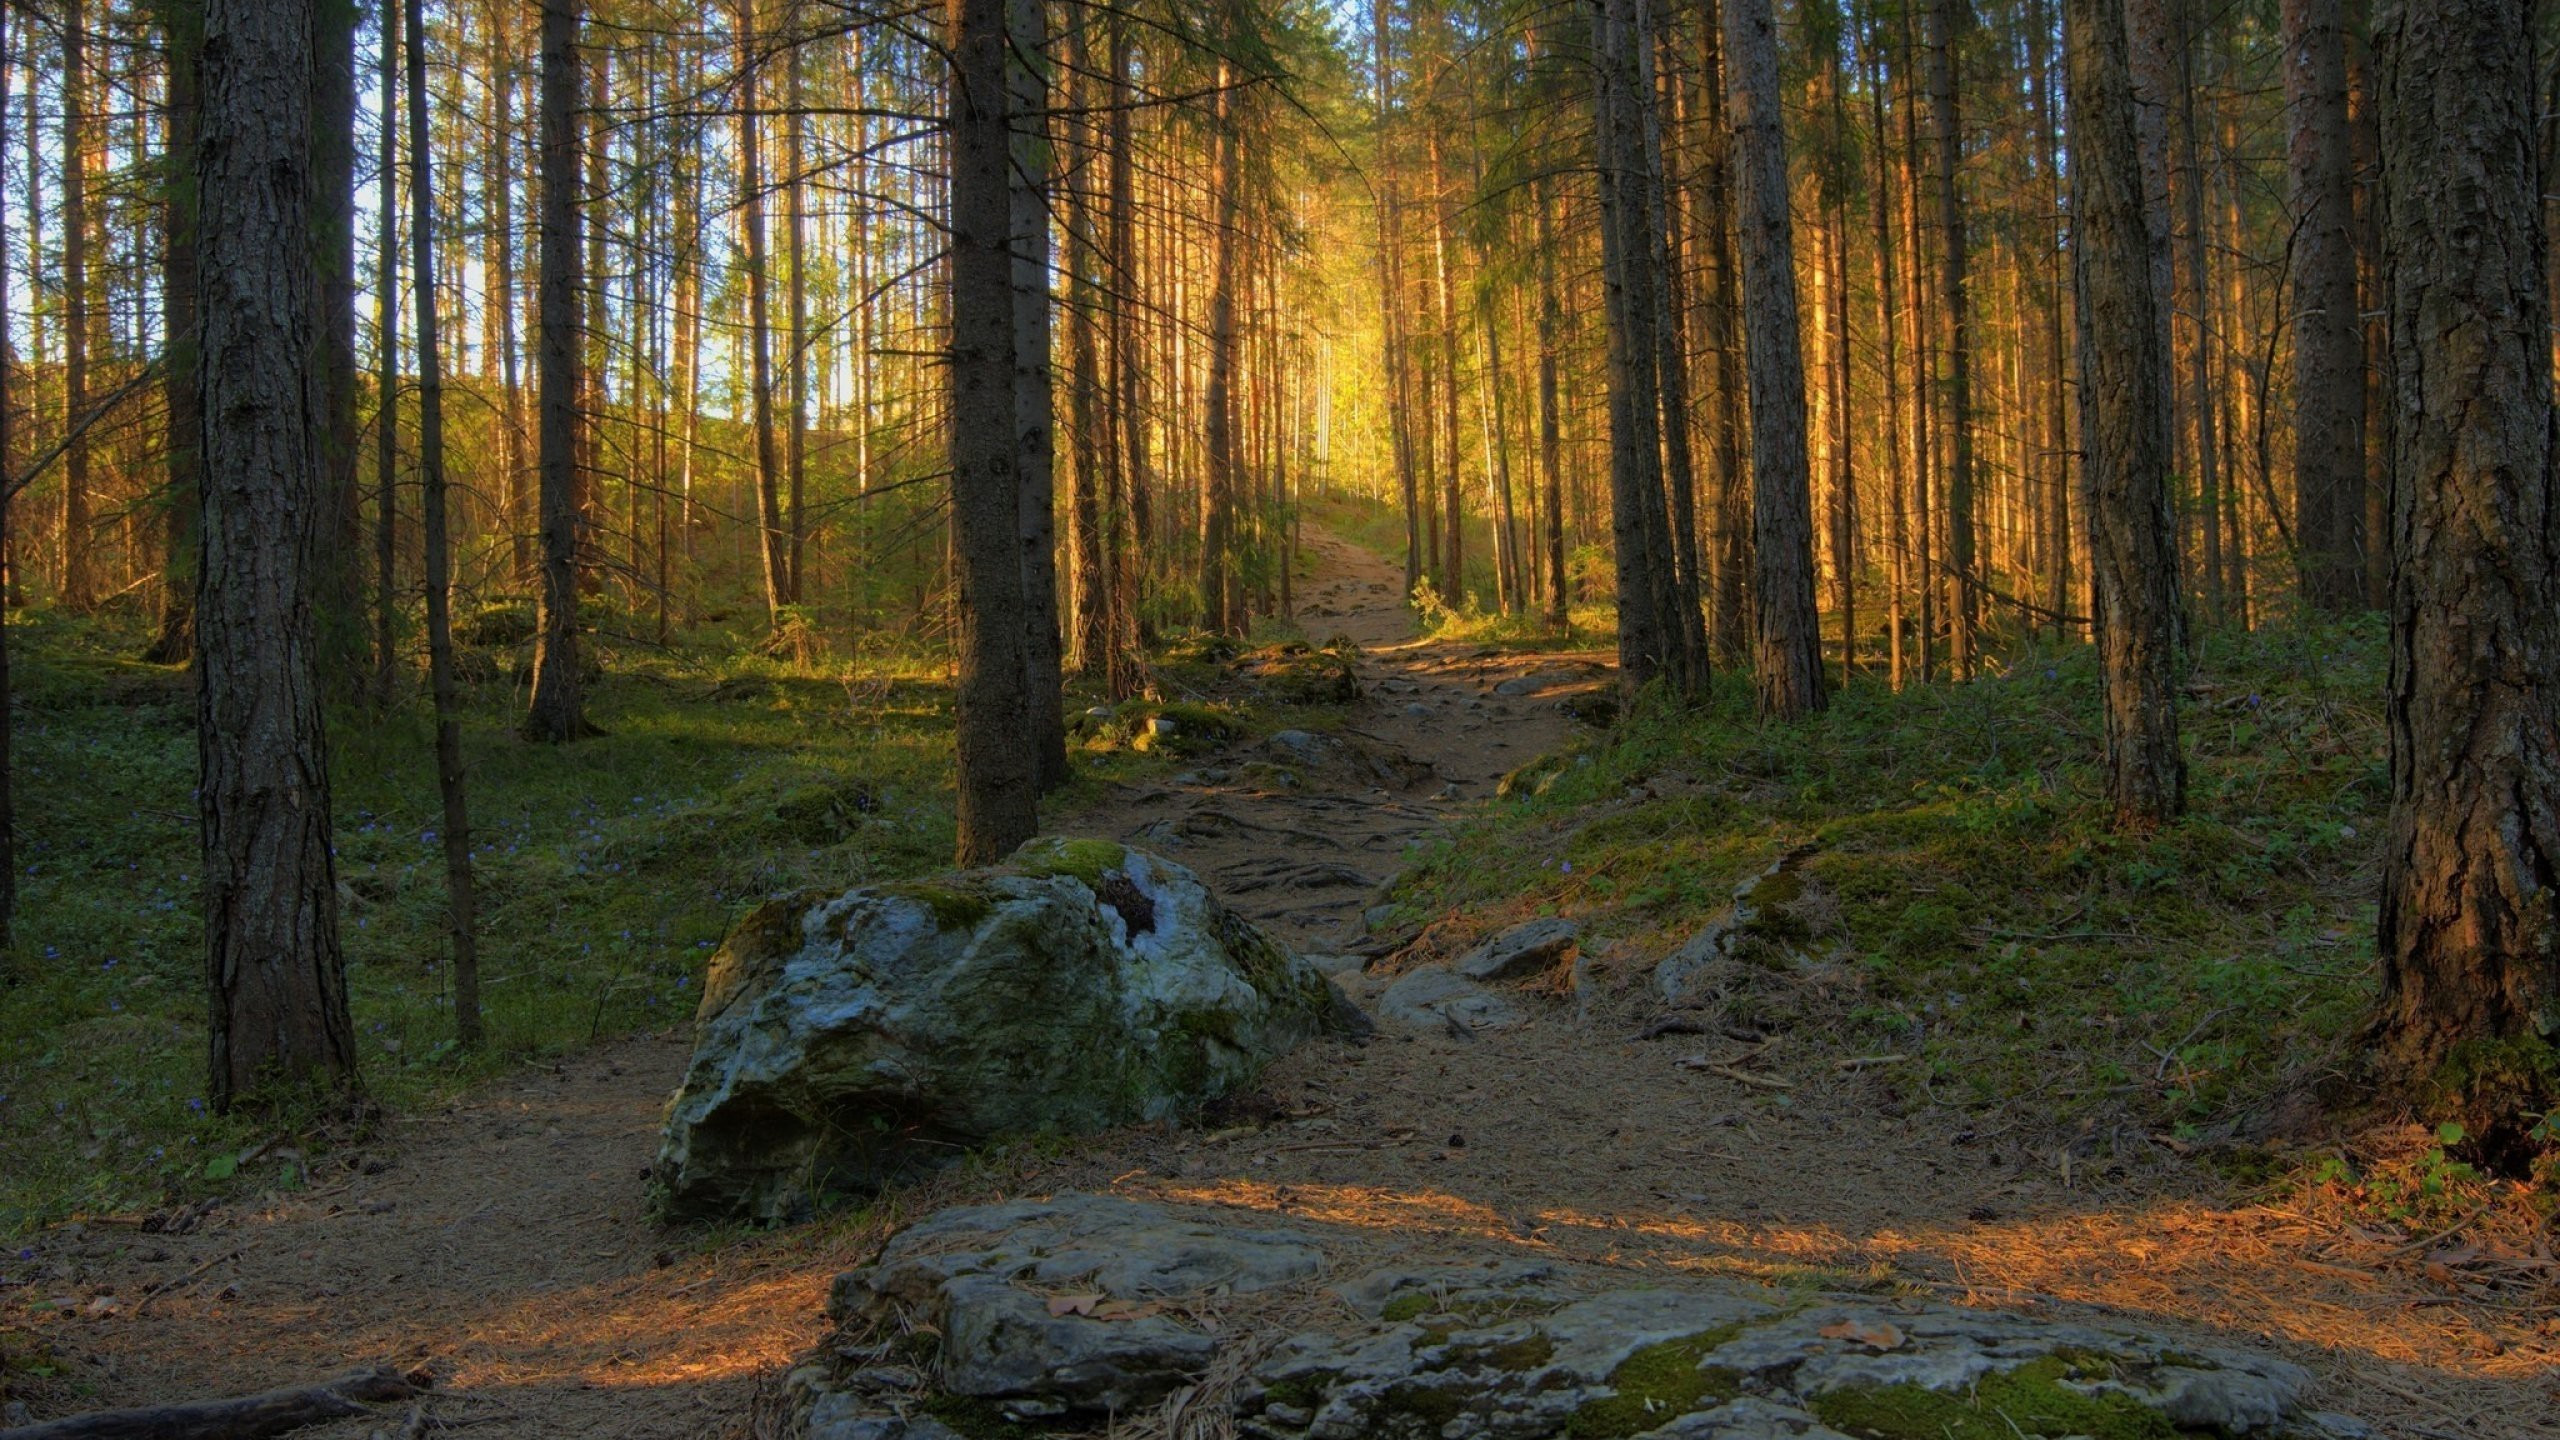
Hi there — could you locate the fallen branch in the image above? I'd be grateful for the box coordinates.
[0,1367,426,1440]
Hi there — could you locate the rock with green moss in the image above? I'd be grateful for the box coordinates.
[1242,1281,2341,1440]
[789,1195,2366,1440]
[655,841,1352,1220]
[819,1195,1330,1425]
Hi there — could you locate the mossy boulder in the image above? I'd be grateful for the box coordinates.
[655,839,1353,1221]
[1237,642,1363,706]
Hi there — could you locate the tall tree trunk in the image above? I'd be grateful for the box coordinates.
[1008,0,1066,790]
[147,0,203,665]
[951,0,1038,864]
[197,0,357,1106]
[1374,0,1419,601]
[371,0,399,703]
[783,7,809,605]
[1106,13,1146,688]
[314,0,361,662]
[738,1,785,625]
[1592,0,1679,694]
[2028,0,2074,641]
[2174,8,2225,624]
[2285,0,2367,611]
[524,0,592,742]
[405,0,481,1046]
[1201,62,1242,636]
[2066,0,2185,829]
[2371,0,2560,1147]
[489,10,531,589]
[0,0,16,949]
[1726,0,1824,719]
[1430,134,1465,613]
[1698,0,1749,664]
[1926,0,1977,676]
[1647,14,1707,692]
[1864,15,1910,687]
[59,0,93,613]
[1535,176,1568,632]
[1064,9,1106,673]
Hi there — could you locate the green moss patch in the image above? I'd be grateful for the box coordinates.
[1010,837,1131,889]
[1807,1357,2180,1440]
[1562,1328,1745,1438]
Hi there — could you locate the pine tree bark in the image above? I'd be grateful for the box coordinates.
[2066,0,2185,829]
[1534,175,1568,632]
[1697,0,1749,665]
[1008,0,1066,790]
[1105,13,1146,690]
[405,0,480,1045]
[2372,0,2560,1141]
[2284,0,2367,611]
[1725,0,1824,720]
[148,0,203,665]
[371,0,399,703]
[59,0,94,613]
[783,7,810,605]
[738,0,786,625]
[196,0,357,1106]
[0,0,16,949]
[950,0,1038,864]
[1202,62,1243,636]
[1863,15,1910,686]
[524,0,593,742]
[1591,0,1678,695]
[313,0,361,660]
[1925,0,1977,676]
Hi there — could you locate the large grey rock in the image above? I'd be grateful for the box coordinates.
[793,1195,2362,1440]
[1242,1278,2323,1440]
[824,1195,1328,1420]
[1376,966,1523,1036]
[1455,918,1580,981]
[655,839,1349,1220]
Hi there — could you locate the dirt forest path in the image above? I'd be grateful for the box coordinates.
[8,528,2550,1438]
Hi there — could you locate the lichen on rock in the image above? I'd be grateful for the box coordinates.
[654,841,1354,1221]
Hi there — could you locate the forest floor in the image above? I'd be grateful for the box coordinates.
[4,530,2554,1439]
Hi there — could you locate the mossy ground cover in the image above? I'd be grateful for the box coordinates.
[1390,617,2392,1145]
[0,607,1166,1235]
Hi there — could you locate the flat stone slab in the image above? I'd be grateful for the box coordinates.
[1455,918,1580,981]
[1376,965,1524,1035]
[796,1194,2368,1440]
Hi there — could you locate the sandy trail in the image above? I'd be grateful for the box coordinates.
[6,529,2548,1439]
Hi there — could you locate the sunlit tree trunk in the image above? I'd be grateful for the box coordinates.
[1534,176,1568,632]
[1864,16,1909,687]
[1009,0,1066,789]
[524,0,592,742]
[0,0,17,948]
[1697,0,1749,664]
[2371,0,2560,1145]
[1925,0,1977,676]
[404,0,480,1046]
[197,0,356,1106]
[1592,0,1679,694]
[2067,0,2185,828]
[1726,0,1823,719]
[951,0,1038,864]
[738,0,785,625]
[1202,61,1242,636]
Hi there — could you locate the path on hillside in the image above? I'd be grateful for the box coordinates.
[7,529,2547,1439]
